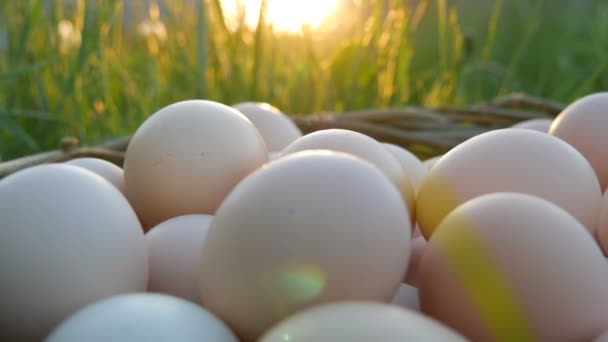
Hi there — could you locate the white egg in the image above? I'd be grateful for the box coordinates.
[65,157,125,194]
[146,215,212,305]
[391,284,420,311]
[233,102,302,152]
[0,164,147,341]
[383,143,427,193]
[45,293,238,342]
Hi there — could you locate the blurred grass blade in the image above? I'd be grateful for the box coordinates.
[0,114,40,151]
[197,0,208,98]
[0,60,56,81]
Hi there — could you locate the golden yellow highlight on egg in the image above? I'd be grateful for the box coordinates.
[420,192,608,341]
[427,213,534,342]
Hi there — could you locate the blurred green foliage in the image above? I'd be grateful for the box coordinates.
[1,0,607,160]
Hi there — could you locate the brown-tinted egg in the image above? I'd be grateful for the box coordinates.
[123,100,267,228]
[416,128,602,239]
[403,236,426,287]
[259,302,467,341]
[596,189,608,255]
[550,92,608,191]
[199,150,412,340]
[419,192,608,342]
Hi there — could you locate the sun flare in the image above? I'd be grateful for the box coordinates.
[222,0,339,33]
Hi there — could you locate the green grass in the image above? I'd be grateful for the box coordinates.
[1,0,607,160]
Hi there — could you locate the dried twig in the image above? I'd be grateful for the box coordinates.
[0,93,562,179]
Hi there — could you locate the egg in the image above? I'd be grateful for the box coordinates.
[45,293,238,342]
[65,157,125,193]
[232,102,303,152]
[383,143,427,193]
[259,302,467,341]
[123,100,268,228]
[419,192,608,341]
[281,129,415,223]
[422,155,442,170]
[268,151,281,161]
[510,118,553,132]
[200,150,412,340]
[392,284,420,311]
[594,330,608,342]
[416,128,602,239]
[403,236,426,287]
[0,164,147,341]
[146,215,212,305]
[595,189,608,255]
[550,92,608,191]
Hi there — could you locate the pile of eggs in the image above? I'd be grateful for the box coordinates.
[1,92,608,341]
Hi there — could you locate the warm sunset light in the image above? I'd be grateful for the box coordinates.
[222,0,339,32]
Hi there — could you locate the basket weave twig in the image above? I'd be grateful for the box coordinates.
[0,93,564,179]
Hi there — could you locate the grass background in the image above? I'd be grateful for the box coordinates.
[1,0,607,160]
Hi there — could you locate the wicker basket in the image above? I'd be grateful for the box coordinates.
[0,93,564,180]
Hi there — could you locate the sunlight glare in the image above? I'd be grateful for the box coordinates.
[222,0,339,33]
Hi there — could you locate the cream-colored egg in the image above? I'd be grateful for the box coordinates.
[596,189,608,255]
[403,236,426,287]
[146,215,212,305]
[259,302,467,341]
[281,129,415,223]
[550,92,608,191]
[383,143,427,193]
[416,128,602,239]
[0,165,147,341]
[123,100,267,228]
[268,151,281,161]
[233,102,302,152]
[419,192,608,341]
[65,158,125,193]
[200,150,412,340]
[511,118,553,132]
[423,155,442,170]
[392,284,420,311]
[45,293,238,342]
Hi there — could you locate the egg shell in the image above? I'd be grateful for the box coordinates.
[596,189,608,255]
[65,157,125,193]
[383,143,427,193]
[419,192,608,342]
[391,284,420,312]
[0,164,147,341]
[200,150,412,340]
[123,100,268,228]
[146,215,212,305]
[550,92,608,191]
[416,128,602,239]
[594,330,608,342]
[281,129,415,224]
[232,102,302,152]
[259,302,467,341]
[45,293,238,342]
[510,118,553,132]
[403,236,426,287]
[422,155,442,170]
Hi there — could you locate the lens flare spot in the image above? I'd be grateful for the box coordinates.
[278,264,326,304]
